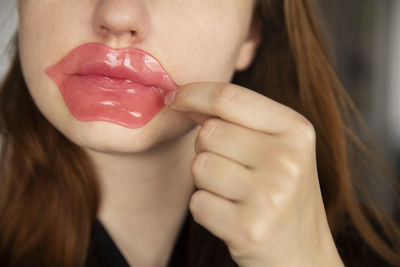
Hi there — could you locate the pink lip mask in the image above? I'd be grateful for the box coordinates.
[45,42,178,129]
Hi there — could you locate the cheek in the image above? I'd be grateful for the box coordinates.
[18,1,91,124]
[152,5,250,85]
[171,29,243,84]
[18,16,60,123]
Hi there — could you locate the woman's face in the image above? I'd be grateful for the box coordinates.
[17,0,259,153]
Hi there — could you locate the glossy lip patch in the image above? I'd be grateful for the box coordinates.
[45,42,178,129]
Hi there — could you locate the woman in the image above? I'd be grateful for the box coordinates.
[0,0,399,266]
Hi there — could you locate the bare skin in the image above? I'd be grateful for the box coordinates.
[89,126,199,266]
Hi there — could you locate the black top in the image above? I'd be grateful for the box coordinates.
[85,212,192,267]
[84,210,239,267]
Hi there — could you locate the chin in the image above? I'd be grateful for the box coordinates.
[54,107,197,155]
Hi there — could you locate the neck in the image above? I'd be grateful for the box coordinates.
[85,125,200,267]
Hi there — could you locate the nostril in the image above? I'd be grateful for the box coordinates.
[99,25,137,38]
[100,25,108,33]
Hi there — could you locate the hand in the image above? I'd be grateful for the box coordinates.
[164,82,344,267]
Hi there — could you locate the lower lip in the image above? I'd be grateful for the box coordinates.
[60,74,166,128]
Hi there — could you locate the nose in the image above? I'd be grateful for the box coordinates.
[93,0,150,46]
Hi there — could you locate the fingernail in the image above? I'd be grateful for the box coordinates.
[164,90,178,105]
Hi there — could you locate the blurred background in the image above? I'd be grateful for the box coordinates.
[0,1,399,206]
[319,0,400,174]
[0,1,17,84]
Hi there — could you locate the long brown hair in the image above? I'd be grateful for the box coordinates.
[1,0,399,266]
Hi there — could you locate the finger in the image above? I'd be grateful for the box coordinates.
[192,152,253,201]
[195,118,268,168]
[189,189,239,245]
[184,111,216,125]
[165,82,301,135]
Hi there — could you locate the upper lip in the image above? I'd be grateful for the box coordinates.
[46,42,178,94]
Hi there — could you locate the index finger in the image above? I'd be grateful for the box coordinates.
[164,82,300,134]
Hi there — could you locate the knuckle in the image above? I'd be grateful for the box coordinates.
[282,158,302,181]
[191,152,209,179]
[194,133,206,154]
[189,190,205,214]
[201,119,219,137]
[242,217,267,245]
[269,156,303,192]
[196,119,221,151]
[292,115,316,145]
[214,84,238,108]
